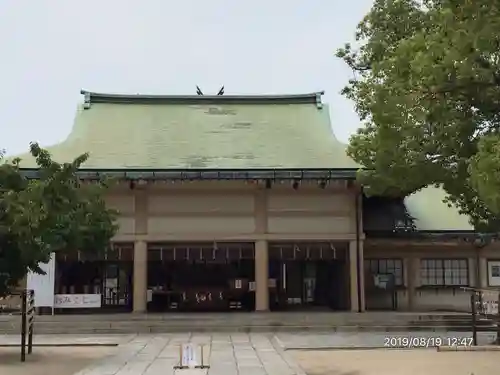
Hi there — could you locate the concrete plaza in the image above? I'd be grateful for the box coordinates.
[292,349,500,375]
[0,346,117,375]
[1,331,498,375]
[1,333,303,375]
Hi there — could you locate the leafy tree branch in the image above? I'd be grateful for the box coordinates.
[0,143,117,296]
[338,0,500,231]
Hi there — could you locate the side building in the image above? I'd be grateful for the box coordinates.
[13,90,500,313]
[364,189,499,312]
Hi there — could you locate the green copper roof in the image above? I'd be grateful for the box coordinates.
[9,90,472,232]
[13,90,359,170]
[405,186,473,231]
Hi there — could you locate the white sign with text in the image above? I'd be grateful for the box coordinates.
[181,343,198,368]
[54,294,102,308]
[488,260,500,286]
[26,253,56,308]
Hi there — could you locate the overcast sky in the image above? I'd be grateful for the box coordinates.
[1,0,373,156]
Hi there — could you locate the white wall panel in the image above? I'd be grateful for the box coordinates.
[148,194,254,214]
[148,216,255,234]
[268,216,352,234]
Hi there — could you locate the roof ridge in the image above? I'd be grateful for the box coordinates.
[81,90,325,108]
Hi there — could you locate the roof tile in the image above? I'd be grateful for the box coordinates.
[14,93,359,170]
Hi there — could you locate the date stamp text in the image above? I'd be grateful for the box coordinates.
[384,336,473,348]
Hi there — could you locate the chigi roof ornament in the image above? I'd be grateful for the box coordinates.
[195,86,225,96]
[83,91,91,109]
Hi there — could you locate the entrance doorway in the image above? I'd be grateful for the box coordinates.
[54,243,134,313]
[268,242,349,311]
[147,242,255,312]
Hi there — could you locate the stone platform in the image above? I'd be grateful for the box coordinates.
[0,311,482,335]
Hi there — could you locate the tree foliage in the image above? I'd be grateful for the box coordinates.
[337,0,500,231]
[0,144,118,296]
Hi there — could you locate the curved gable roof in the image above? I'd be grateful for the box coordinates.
[405,186,473,231]
[13,90,359,170]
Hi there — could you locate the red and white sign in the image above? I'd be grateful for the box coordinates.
[54,294,102,308]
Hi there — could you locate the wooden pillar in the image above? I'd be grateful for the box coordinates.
[469,255,478,287]
[255,240,269,311]
[133,240,147,312]
[479,257,488,288]
[133,187,148,313]
[254,187,269,311]
[407,256,417,311]
[349,240,365,312]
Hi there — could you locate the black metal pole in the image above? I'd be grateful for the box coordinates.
[28,291,33,354]
[355,188,362,312]
[21,291,27,362]
[471,292,477,346]
[475,249,481,291]
[496,292,500,345]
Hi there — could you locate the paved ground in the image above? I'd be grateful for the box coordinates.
[1,331,495,349]
[8,334,302,375]
[0,346,117,375]
[292,349,499,375]
[1,331,499,375]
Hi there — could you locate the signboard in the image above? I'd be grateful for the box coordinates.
[26,253,55,308]
[476,291,499,315]
[54,294,102,308]
[488,261,500,286]
[181,344,198,368]
[373,273,395,290]
[482,300,499,315]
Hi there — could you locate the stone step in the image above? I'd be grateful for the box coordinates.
[1,312,490,334]
[409,319,493,326]
[1,325,493,335]
[1,322,495,334]
[0,312,472,323]
[2,319,485,327]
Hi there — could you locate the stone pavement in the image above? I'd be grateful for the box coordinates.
[2,330,499,375]
[70,333,303,375]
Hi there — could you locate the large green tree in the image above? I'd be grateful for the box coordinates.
[337,0,500,231]
[0,143,117,297]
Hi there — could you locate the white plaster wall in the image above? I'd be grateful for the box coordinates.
[414,290,470,312]
[147,217,255,234]
[146,192,255,234]
[105,194,135,215]
[365,290,409,311]
[267,193,352,213]
[267,192,355,235]
[268,216,352,234]
[115,217,135,234]
[109,185,358,238]
[148,194,254,214]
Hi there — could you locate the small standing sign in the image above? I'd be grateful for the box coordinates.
[174,343,210,370]
[181,344,197,368]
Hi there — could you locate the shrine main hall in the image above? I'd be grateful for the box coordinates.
[14,90,500,314]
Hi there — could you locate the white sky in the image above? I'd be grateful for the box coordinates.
[0,0,373,155]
